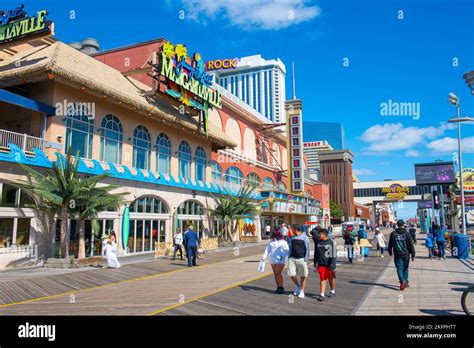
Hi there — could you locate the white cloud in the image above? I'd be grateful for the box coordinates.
[359,122,456,154]
[405,149,420,157]
[179,0,321,30]
[426,136,474,155]
[353,168,375,176]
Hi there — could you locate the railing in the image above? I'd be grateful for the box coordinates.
[0,129,47,152]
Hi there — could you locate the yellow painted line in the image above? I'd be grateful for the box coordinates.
[0,252,263,310]
[147,272,273,316]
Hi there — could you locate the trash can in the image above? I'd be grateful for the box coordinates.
[451,234,469,259]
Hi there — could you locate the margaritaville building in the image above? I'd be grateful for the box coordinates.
[0,7,328,268]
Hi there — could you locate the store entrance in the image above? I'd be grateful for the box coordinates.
[128,219,166,253]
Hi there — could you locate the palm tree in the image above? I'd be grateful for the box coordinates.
[208,185,259,242]
[75,185,127,259]
[20,149,107,259]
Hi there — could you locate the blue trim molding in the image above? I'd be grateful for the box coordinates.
[0,144,261,199]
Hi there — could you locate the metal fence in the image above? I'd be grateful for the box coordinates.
[0,129,47,152]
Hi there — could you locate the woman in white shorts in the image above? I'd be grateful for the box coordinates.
[261,229,289,294]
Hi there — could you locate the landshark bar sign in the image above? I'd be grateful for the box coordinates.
[0,5,52,44]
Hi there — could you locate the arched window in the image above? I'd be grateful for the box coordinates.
[177,200,204,215]
[65,103,94,158]
[263,177,275,189]
[132,125,151,170]
[195,146,207,182]
[277,181,286,191]
[211,161,222,183]
[225,167,243,185]
[178,141,191,178]
[246,172,261,187]
[129,196,169,214]
[156,133,171,175]
[100,114,122,164]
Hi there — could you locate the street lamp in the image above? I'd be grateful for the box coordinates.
[447,92,467,235]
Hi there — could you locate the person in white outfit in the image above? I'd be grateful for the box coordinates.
[261,229,289,294]
[104,231,121,268]
[374,228,387,258]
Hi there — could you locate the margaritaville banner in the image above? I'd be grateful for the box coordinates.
[158,42,222,110]
[0,5,52,44]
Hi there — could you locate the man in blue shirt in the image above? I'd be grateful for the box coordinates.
[287,224,310,299]
[183,225,201,267]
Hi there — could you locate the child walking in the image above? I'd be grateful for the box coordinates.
[374,228,387,258]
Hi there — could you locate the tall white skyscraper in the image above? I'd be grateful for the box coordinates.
[209,55,286,123]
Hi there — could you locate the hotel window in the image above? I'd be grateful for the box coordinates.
[257,73,261,113]
[252,73,257,108]
[211,161,223,183]
[178,141,191,178]
[65,103,94,159]
[195,146,207,182]
[225,166,243,185]
[156,133,171,175]
[132,125,151,170]
[269,71,274,121]
[241,75,245,101]
[246,172,261,187]
[245,74,250,104]
[100,114,123,164]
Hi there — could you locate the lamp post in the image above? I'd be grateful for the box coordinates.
[447,93,468,235]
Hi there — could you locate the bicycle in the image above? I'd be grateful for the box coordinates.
[461,284,474,316]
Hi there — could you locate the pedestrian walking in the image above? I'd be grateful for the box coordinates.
[261,229,289,294]
[408,224,417,245]
[433,224,446,259]
[374,228,386,257]
[104,231,121,269]
[327,224,334,239]
[314,228,337,301]
[358,225,369,257]
[172,229,184,260]
[265,224,271,239]
[280,223,289,241]
[183,225,201,267]
[343,227,355,264]
[425,230,435,259]
[388,220,416,290]
[287,224,310,299]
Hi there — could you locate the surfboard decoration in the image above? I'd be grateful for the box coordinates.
[122,206,130,250]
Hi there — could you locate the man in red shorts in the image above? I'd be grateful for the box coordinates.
[313,228,337,301]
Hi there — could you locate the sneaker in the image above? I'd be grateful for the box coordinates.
[400,280,407,291]
[276,287,285,294]
[297,291,305,299]
[293,284,301,296]
[381,255,384,258]
[317,295,325,301]
[327,292,335,298]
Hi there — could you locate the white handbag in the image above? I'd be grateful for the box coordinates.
[257,259,266,272]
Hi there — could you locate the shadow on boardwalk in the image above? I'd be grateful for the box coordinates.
[349,280,399,291]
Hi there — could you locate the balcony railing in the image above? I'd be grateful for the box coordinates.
[0,129,48,152]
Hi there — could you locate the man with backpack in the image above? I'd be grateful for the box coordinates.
[388,219,416,290]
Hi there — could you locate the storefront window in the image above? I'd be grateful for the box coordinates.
[133,125,151,170]
[178,141,191,178]
[0,218,14,247]
[195,146,206,182]
[100,114,123,164]
[156,133,171,175]
[65,103,94,159]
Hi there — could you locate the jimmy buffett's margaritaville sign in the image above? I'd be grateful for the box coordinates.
[158,42,221,110]
[0,5,52,44]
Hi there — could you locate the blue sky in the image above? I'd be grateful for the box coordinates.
[4,0,474,186]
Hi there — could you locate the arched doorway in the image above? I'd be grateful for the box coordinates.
[128,196,170,253]
[177,200,207,239]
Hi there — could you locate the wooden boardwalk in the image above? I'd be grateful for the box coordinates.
[0,244,264,306]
